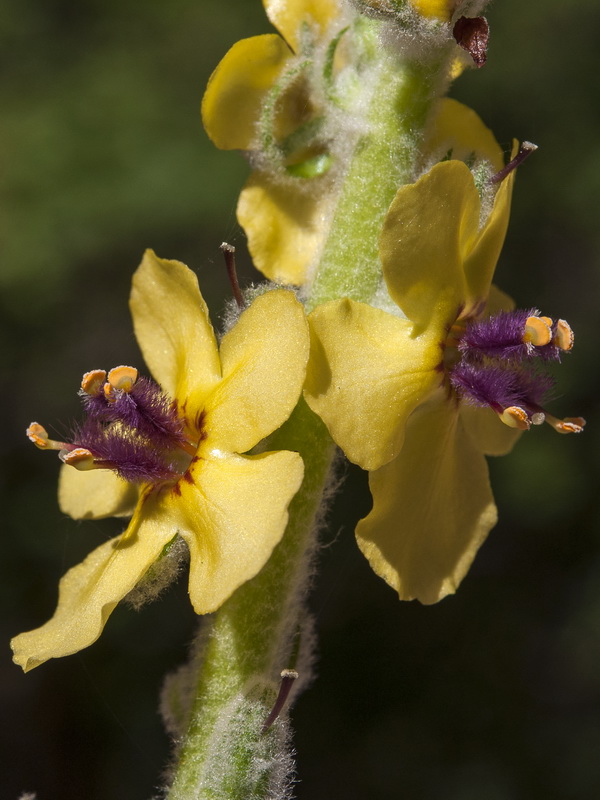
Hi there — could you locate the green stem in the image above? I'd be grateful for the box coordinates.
[165,17,454,800]
[309,35,450,307]
[166,400,335,799]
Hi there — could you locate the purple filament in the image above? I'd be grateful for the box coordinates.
[73,376,190,484]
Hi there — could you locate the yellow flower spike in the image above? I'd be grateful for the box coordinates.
[12,253,310,670]
[356,397,497,604]
[202,34,293,151]
[263,0,342,51]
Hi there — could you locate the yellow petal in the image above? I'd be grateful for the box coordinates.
[304,299,441,471]
[486,283,515,315]
[172,450,304,613]
[460,403,522,457]
[380,160,480,329]
[11,497,175,671]
[409,0,453,20]
[426,98,504,172]
[263,0,342,52]
[356,395,497,604]
[205,289,309,454]
[130,250,221,411]
[463,171,514,303]
[58,465,139,520]
[202,34,292,151]
[237,171,334,285]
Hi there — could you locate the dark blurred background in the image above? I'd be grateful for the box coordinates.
[2,1,599,798]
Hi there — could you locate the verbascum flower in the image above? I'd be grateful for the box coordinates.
[305,156,583,605]
[202,0,350,286]
[12,250,309,671]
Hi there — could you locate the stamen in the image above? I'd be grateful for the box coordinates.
[80,369,106,396]
[261,669,299,734]
[59,447,97,470]
[523,316,552,347]
[545,414,586,434]
[107,365,138,392]
[500,406,531,430]
[26,422,67,451]
[490,141,538,185]
[553,319,574,352]
[221,242,246,311]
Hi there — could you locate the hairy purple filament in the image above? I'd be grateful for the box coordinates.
[459,309,562,363]
[449,310,560,416]
[74,377,192,484]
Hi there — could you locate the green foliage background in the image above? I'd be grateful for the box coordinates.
[2,1,599,798]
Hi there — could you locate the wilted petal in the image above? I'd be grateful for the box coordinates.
[59,465,139,520]
[11,497,176,671]
[305,299,440,471]
[202,34,292,150]
[206,289,309,454]
[130,250,221,412]
[356,395,497,604]
[174,450,304,613]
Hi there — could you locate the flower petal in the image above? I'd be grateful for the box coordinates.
[205,289,309,454]
[356,395,497,604]
[460,403,522,457]
[172,450,304,613]
[426,98,504,172]
[380,160,480,329]
[463,171,514,303]
[304,299,441,471]
[130,250,221,410]
[202,34,292,151]
[58,465,139,520]
[11,497,176,671]
[237,171,334,285]
[409,0,452,21]
[263,0,342,52]
[486,283,515,315]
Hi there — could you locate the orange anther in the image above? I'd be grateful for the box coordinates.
[500,406,531,430]
[553,319,574,352]
[523,316,552,347]
[26,422,50,449]
[545,414,586,434]
[107,365,138,392]
[59,447,97,470]
[26,422,66,450]
[539,316,553,328]
[81,369,107,396]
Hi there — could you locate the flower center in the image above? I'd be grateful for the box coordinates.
[27,366,202,484]
[444,309,585,434]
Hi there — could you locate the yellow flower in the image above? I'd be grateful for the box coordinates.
[12,250,309,671]
[202,0,348,286]
[304,152,582,604]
